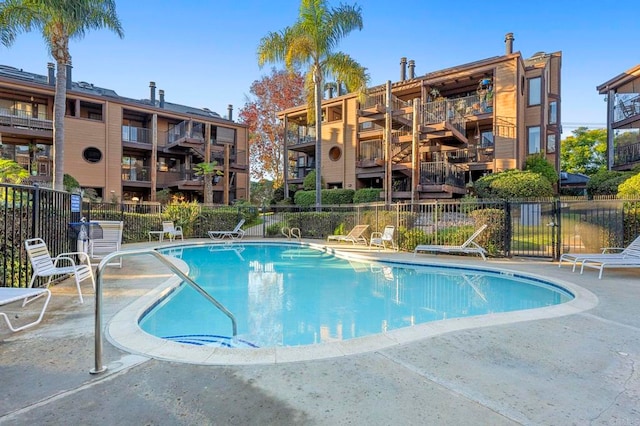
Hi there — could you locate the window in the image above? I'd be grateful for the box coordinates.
[480,131,494,148]
[528,127,541,154]
[528,77,541,106]
[215,126,235,144]
[83,147,102,163]
[329,146,342,161]
[547,134,556,153]
[549,101,557,124]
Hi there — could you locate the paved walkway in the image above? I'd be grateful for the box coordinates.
[1,239,639,425]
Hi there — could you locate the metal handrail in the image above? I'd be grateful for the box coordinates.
[90,248,237,374]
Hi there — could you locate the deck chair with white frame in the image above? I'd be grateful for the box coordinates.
[1,287,51,332]
[25,238,95,304]
[208,218,246,240]
[162,221,184,242]
[414,224,488,260]
[559,234,640,271]
[327,224,369,245]
[369,225,397,251]
[88,220,124,268]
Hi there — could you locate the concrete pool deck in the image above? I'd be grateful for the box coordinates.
[1,239,639,425]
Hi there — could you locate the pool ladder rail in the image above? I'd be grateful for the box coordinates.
[91,248,237,375]
[281,227,301,241]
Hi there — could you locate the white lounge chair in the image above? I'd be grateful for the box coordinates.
[25,238,95,304]
[327,224,369,245]
[578,241,640,279]
[88,220,123,268]
[162,221,184,242]
[369,225,397,251]
[558,235,640,271]
[414,224,488,260]
[0,287,51,332]
[208,219,246,240]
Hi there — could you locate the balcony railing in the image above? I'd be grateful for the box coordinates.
[0,107,53,131]
[614,140,640,166]
[121,166,151,182]
[419,161,465,187]
[358,139,383,162]
[122,125,151,144]
[286,126,316,145]
[166,121,205,144]
[614,95,640,123]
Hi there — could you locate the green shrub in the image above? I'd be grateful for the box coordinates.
[525,153,558,184]
[617,172,640,198]
[587,170,631,196]
[323,189,355,205]
[353,188,382,203]
[475,170,553,199]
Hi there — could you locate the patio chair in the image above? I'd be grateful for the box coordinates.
[25,238,95,304]
[162,221,184,242]
[580,255,640,279]
[558,234,640,271]
[414,224,488,260]
[1,287,51,332]
[208,218,246,240]
[88,220,123,268]
[369,225,397,251]
[327,224,369,245]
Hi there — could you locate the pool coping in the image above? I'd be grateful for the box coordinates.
[106,241,599,366]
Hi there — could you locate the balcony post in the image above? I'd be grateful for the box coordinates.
[151,114,158,201]
[384,81,392,205]
[224,144,230,205]
[412,97,420,202]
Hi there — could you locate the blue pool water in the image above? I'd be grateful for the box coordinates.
[139,243,573,348]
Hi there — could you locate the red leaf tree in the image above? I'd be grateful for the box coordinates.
[239,68,305,188]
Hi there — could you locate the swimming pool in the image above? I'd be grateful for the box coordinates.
[138,243,573,349]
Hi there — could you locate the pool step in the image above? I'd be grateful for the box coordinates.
[162,334,259,348]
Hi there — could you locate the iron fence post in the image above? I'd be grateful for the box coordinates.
[504,200,511,257]
[31,184,40,239]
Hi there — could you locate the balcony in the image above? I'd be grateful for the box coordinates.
[0,107,53,138]
[165,121,205,147]
[418,161,466,197]
[122,165,151,183]
[122,125,151,145]
[357,140,384,168]
[613,140,640,170]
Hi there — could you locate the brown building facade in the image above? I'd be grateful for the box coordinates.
[279,33,561,201]
[0,63,249,204]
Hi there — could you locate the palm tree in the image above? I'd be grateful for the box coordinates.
[0,0,124,191]
[257,0,368,208]
[194,161,223,205]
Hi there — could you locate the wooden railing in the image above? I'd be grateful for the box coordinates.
[0,107,53,131]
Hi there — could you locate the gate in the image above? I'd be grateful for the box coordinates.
[508,199,560,258]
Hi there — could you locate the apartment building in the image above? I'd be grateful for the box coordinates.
[596,64,640,171]
[0,63,249,204]
[279,33,561,201]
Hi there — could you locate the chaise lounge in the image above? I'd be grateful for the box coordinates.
[0,287,51,332]
[327,224,369,245]
[208,219,246,240]
[414,224,488,260]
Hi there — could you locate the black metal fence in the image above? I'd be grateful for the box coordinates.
[2,182,640,288]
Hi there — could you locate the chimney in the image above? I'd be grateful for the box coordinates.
[66,62,72,88]
[328,85,334,98]
[505,32,515,55]
[47,62,55,86]
[400,57,407,81]
[149,81,156,104]
[408,60,415,79]
[227,104,233,121]
[159,90,165,108]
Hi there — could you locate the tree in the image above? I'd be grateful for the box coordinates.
[0,0,124,191]
[257,0,369,208]
[239,68,305,187]
[0,159,28,183]
[560,127,607,175]
[193,162,222,205]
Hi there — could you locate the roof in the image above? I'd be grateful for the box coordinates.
[0,64,224,120]
[596,64,640,94]
[560,172,590,186]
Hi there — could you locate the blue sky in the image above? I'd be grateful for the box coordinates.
[1,0,636,137]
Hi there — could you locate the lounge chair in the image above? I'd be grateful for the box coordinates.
[327,224,369,245]
[88,220,123,268]
[162,221,184,242]
[25,238,95,304]
[558,235,640,271]
[369,225,397,251]
[414,224,488,260]
[580,255,640,279]
[208,219,246,240]
[1,287,51,332]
